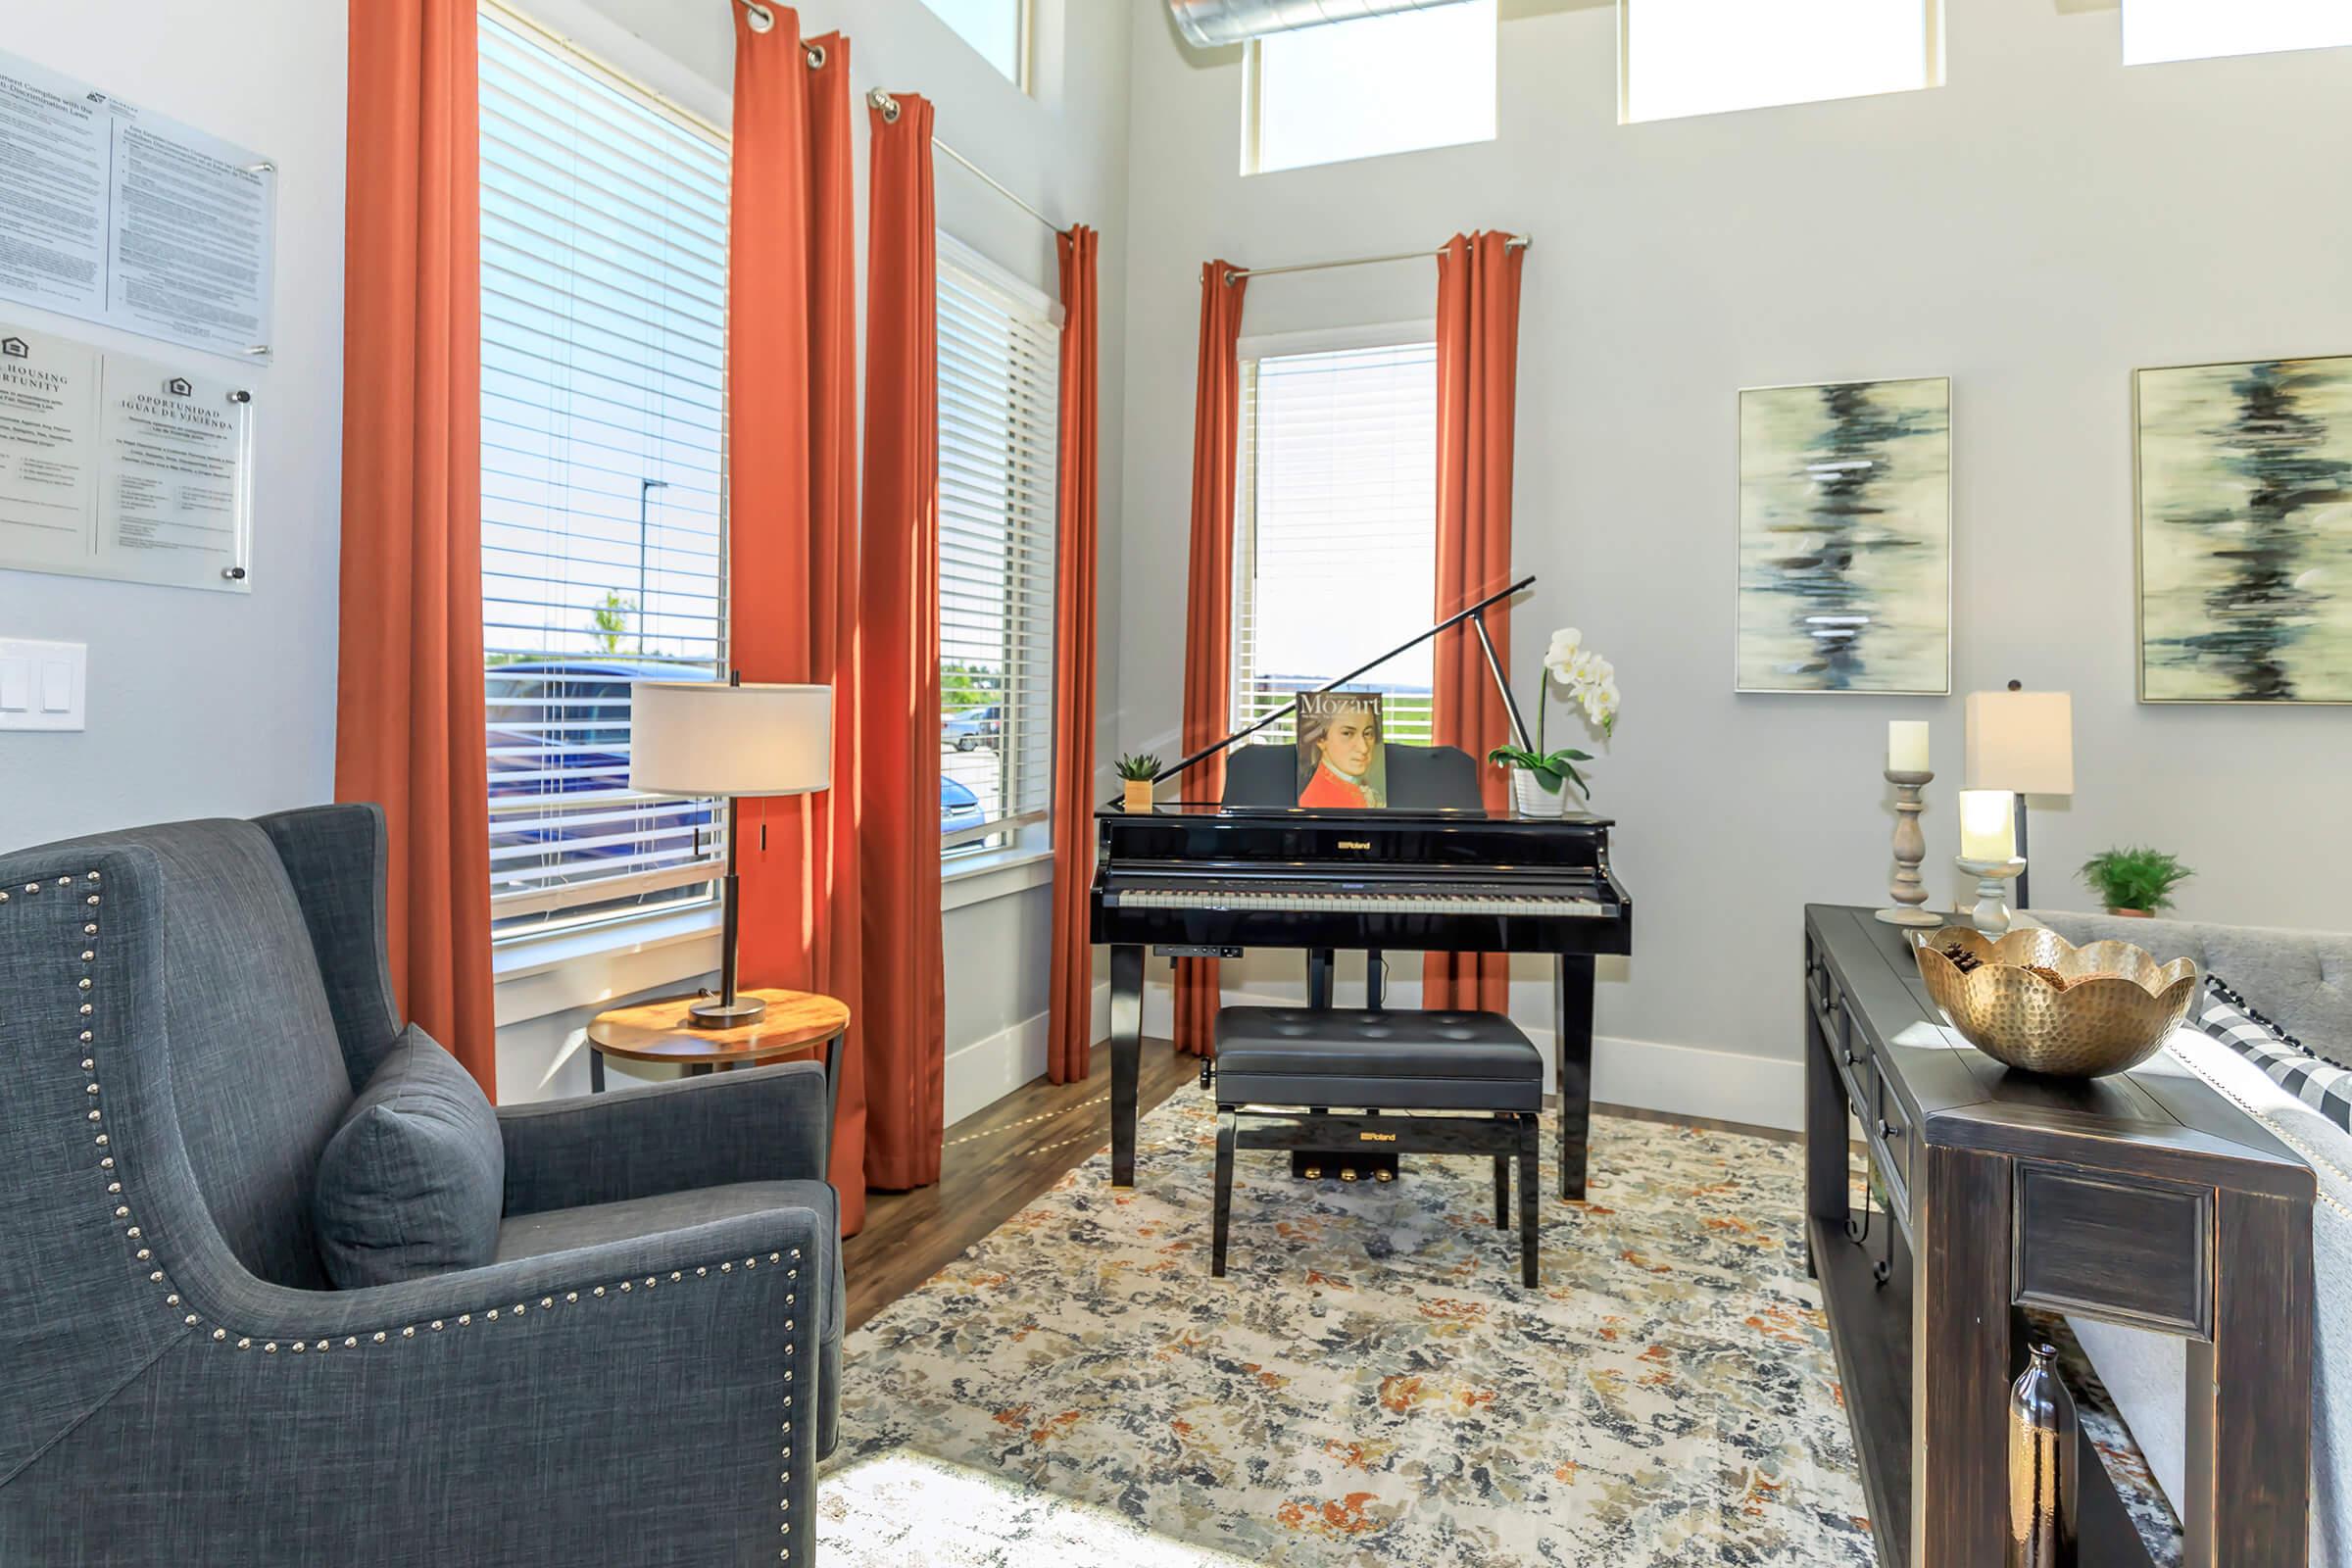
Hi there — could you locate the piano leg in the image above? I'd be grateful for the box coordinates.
[1556,954,1596,1201]
[1110,943,1144,1187]
[1307,950,1334,1010]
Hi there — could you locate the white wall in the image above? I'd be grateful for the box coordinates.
[0,2,347,844]
[1114,0,2352,1127]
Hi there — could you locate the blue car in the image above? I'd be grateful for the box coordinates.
[486,661,982,900]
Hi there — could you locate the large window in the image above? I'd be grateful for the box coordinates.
[1247,1,1496,175]
[477,5,729,938]
[1232,340,1439,748]
[918,0,1029,88]
[1620,0,1941,123]
[2124,0,2352,65]
[938,237,1057,854]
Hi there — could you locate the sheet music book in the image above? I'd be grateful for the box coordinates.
[1295,690,1387,808]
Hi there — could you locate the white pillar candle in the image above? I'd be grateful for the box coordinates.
[1958,789,2017,861]
[1887,720,1930,774]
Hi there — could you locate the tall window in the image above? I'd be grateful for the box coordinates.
[477,5,729,938]
[2124,0,2352,65]
[1232,341,1439,747]
[938,237,1057,854]
[1620,0,1941,123]
[1247,1,1496,175]
[918,0,1030,88]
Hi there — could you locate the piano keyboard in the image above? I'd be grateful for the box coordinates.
[1111,887,1612,917]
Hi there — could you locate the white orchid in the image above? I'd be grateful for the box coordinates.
[1540,627,1619,741]
[1497,626,1622,800]
[1544,626,1583,677]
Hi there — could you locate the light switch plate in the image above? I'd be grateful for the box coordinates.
[0,639,85,731]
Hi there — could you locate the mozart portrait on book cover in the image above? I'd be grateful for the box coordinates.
[1296,691,1387,808]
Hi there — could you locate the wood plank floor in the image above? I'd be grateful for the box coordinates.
[841,1039,1794,1334]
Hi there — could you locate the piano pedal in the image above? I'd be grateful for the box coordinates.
[1292,1151,1399,1184]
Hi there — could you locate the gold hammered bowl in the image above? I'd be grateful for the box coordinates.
[1911,926,2200,1078]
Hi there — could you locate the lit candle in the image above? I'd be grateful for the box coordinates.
[1887,720,1930,774]
[1958,789,2016,862]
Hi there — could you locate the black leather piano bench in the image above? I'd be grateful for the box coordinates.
[1209,1006,1544,1288]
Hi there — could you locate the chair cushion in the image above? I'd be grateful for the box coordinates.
[1215,1006,1544,1111]
[313,1026,505,1288]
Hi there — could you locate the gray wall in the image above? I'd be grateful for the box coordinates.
[1113,0,2352,1113]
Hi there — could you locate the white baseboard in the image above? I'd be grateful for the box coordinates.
[1078,977,1802,1133]
[943,1009,1053,1127]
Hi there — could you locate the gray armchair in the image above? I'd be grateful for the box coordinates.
[0,806,841,1565]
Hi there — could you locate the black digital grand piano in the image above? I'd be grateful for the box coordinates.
[1090,576,1634,1200]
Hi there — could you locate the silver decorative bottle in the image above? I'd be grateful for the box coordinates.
[2007,1343,2079,1567]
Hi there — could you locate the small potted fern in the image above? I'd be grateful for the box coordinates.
[1116,754,1161,813]
[2078,847,2193,917]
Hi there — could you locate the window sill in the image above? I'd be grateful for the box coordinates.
[942,843,1054,912]
[492,904,723,1029]
[490,846,1054,1028]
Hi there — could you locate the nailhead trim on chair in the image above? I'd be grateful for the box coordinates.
[20,863,812,1557]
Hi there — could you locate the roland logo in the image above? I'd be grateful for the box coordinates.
[1336,839,1372,851]
[1358,1130,1397,1143]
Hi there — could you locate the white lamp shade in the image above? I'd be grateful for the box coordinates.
[1964,690,2074,796]
[628,681,832,798]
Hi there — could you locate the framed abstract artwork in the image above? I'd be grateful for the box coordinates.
[1736,377,1952,695]
[2136,355,2352,705]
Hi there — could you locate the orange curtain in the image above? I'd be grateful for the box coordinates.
[1423,231,1526,1014]
[857,92,945,1189]
[1173,261,1250,1057]
[1046,225,1102,1084]
[728,11,874,1230]
[335,0,495,1096]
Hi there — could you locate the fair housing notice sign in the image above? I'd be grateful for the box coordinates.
[0,319,251,593]
[0,48,276,363]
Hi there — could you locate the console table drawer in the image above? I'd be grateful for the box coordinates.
[2011,1162,2214,1339]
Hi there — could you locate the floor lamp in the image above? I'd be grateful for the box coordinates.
[1964,683,2073,910]
[629,675,833,1027]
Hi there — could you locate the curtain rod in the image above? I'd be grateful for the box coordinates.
[866,88,1063,236]
[733,0,828,67]
[1227,233,1531,283]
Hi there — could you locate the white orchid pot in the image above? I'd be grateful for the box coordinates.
[1511,768,1572,819]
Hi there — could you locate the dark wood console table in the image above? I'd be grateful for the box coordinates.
[1802,905,2313,1567]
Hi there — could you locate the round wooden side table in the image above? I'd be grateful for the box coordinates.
[586,987,850,1130]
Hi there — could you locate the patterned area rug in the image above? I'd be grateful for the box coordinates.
[819,1092,2177,1566]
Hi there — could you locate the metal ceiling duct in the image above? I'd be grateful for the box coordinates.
[1167,0,1475,49]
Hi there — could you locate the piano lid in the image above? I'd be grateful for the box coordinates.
[1139,573,1538,794]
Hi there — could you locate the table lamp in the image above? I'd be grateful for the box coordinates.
[630,675,832,1027]
[1964,682,2073,909]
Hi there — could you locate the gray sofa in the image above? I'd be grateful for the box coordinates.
[2038,910,2352,1567]
[0,806,842,1565]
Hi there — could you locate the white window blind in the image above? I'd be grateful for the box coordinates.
[1620,0,1941,124]
[477,5,730,937]
[1232,342,1439,749]
[938,237,1058,852]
